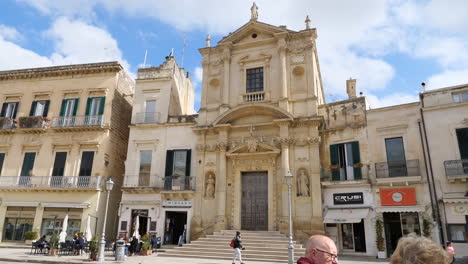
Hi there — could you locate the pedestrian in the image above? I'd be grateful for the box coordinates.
[232,231,245,264]
[446,241,456,264]
[297,235,338,264]
[150,234,158,249]
[129,236,139,256]
[390,233,452,264]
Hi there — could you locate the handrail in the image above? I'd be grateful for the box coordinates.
[191,222,217,239]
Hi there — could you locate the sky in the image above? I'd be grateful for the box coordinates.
[1,0,468,110]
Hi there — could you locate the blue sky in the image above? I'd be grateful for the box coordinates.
[1,0,468,110]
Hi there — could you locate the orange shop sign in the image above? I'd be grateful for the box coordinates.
[380,188,416,206]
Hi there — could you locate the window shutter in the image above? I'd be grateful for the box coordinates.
[20,152,36,176]
[456,128,468,159]
[185,149,191,177]
[73,99,79,116]
[12,103,18,119]
[43,100,50,117]
[98,97,105,115]
[1,103,7,117]
[330,144,340,180]
[85,98,92,115]
[29,101,37,116]
[0,153,5,174]
[59,100,67,116]
[165,150,174,177]
[351,141,362,179]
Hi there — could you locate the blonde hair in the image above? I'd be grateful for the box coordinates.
[390,234,452,264]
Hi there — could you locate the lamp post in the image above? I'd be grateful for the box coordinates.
[285,171,294,264]
[97,177,114,262]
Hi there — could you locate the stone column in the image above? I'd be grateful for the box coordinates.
[215,125,230,230]
[221,45,232,113]
[0,205,7,242]
[275,120,291,233]
[32,206,44,235]
[277,37,289,110]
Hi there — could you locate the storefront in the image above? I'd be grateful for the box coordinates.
[162,200,192,245]
[118,200,160,240]
[41,208,83,240]
[323,188,374,255]
[442,199,468,256]
[377,187,424,256]
[3,207,35,241]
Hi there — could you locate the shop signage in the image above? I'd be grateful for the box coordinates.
[162,200,192,208]
[333,192,364,205]
[380,188,416,206]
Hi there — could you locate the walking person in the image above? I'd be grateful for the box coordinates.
[446,241,456,264]
[390,234,452,264]
[297,235,338,264]
[232,231,245,264]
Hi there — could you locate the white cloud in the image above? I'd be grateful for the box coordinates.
[192,66,203,108]
[366,93,419,109]
[426,69,468,90]
[0,37,52,70]
[0,25,24,42]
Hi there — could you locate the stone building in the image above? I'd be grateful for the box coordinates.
[0,62,133,242]
[420,84,468,256]
[119,56,197,244]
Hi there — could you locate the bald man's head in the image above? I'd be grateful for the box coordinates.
[304,235,338,264]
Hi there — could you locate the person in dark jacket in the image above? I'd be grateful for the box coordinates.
[129,236,139,256]
[74,234,85,255]
[232,231,245,264]
[297,235,338,264]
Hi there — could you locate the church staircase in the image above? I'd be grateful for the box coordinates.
[157,230,305,263]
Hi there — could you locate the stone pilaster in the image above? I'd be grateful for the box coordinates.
[32,206,44,235]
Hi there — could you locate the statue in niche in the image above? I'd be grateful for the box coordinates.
[250,2,258,21]
[297,169,310,197]
[205,173,216,198]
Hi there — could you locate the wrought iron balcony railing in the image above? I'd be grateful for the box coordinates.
[375,159,420,178]
[51,115,105,128]
[123,175,161,188]
[0,176,102,189]
[444,159,468,177]
[18,116,48,129]
[321,166,368,182]
[0,118,15,129]
[164,176,195,191]
[132,112,161,124]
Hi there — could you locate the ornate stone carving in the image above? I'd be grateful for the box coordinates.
[280,138,295,147]
[205,172,216,198]
[297,168,310,197]
[205,34,211,48]
[296,156,309,162]
[250,2,258,21]
[305,15,311,30]
[291,55,305,64]
[463,118,468,126]
[216,142,228,152]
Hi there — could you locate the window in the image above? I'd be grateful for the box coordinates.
[246,67,264,93]
[0,153,4,175]
[86,97,105,116]
[1,102,19,119]
[456,128,468,160]
[144,100,157,123]
[20,152,36,177]
[139,150,152,186]
[164,149,192,190]
[78,151,94,176]
[60,99,79,117]
[385,137,407,177]
[52,152,67,176]
[453,92,468,103]
[29,100,50,117]
[447,223,467,243]
[329,141,361,180]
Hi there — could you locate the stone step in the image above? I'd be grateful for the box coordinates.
[209,234,287,239]
[189,241,303,249]
[183,243,303,250]
[167,246,305,256]
[158,251,299,263]
[195,237,299,245]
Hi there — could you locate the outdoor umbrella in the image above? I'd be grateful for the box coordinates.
[132,215,140,239]
[59,214,69,243]
[85,215,92,241]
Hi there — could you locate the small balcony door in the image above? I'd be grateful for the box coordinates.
[456,128,468,173]
[385,137,407,177]
[330,142,361,181]
[19,152,36,186]
[144,100,156,123]
[138,150,152,186]
[60,98,78,126]
[30,100,50,117]
[1,102,19,119]
[51,152,67,187]
[78,151,94,187]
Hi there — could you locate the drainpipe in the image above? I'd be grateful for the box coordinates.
[419,86,445,245]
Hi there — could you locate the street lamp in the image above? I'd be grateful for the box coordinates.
[97,177,114,262]
[285,171,294,264]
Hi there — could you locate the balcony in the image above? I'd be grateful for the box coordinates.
[161,176,195,200]
[122,175,162,189]
[242,91,266,103]
[321,166,369,187]
[444,159,468,183]
[132,112,161,124]
[18,116,48,132]
[50,115,106,131]
[0,176,102,191]
[0,117,16,133]
[375,159,422,185]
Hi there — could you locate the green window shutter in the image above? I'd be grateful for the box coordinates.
[20,152,36,176]
[0,103,7,117]
[59,100,67,116]
[165,150,174,177]
[351,141,362,179]
[98,97,105,115]
[43,100,50,117]
[456,128,468,159]
[12,103,18,119]
[330,144,340,180]
[73,99,79,116]
[185,149,192,177]
[29,101,37,116]
[0,153,5,174]
[85,98,92,116]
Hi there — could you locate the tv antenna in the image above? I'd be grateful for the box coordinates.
[143,49,148,68]
[181,32,188,68]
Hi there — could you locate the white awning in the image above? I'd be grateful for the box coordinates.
[323,208,369,223]
[2,201,39,207]
[375,205,425,213]
[41,202,90,209]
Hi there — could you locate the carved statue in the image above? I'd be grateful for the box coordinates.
[205,173,215,198]
[297,169,310,197]
[205,34,211,48]
[250,2,258,21]
[305,15,311,29]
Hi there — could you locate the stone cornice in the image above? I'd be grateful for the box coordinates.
[0,61,122,81]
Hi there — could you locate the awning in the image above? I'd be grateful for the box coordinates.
[2,201,40,207]
[375,205,425,213]
[41,202,90,209]
[323,208,369,223]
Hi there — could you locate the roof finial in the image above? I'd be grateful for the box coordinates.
[205,34,211,48]
[305,15,311,30]
[251,2,258,21]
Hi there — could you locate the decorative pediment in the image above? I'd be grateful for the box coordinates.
[227,138,280,156]
[218,21,294,45]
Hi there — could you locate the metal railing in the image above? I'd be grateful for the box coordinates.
[0,176,102,189]
[243,91,265,102]
[0,118,15,129]
[123,175,162,188]
[444,159,468,177]
[51,115,105,128]
[164,176,195,191]
[320,166,368,181]
[132,112,161,124]
[375,159,420,178]
[123,175,196,191]
[18,116,48,129]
